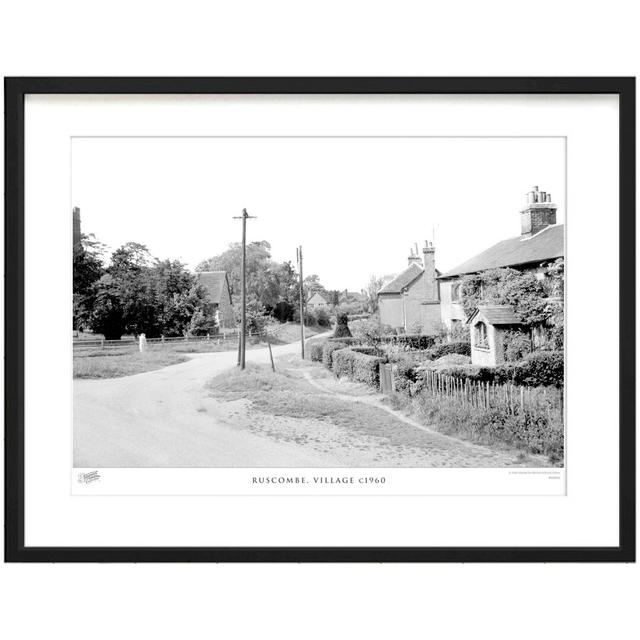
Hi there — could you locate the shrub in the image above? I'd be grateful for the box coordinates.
[425,341,471,359]
[432,353,471,366]
[308,340,326,362]
[509,350,564,388]
[332,348,385,387]
[333,312,352,338]
[322,341,347,369]
[414,350,564,388]
[392,353,422,395]
[315,307,331,327]
[503,329,533,362]
[329,336,362,346]
[350,346,378,356]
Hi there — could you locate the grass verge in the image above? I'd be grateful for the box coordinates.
[74,350,189,379]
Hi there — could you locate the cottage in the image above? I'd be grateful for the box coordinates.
[307,291,330,310]
[377,242,441,334]
[467,305,522,366]
[438,186,564,332]
[196,271,235,329]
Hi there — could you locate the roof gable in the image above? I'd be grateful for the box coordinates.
[440,224,564,279]
[378,263,424,294]
[308,292,328,304]
[196,271,231,305]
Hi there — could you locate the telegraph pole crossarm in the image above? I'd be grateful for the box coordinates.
[232,208,256,370]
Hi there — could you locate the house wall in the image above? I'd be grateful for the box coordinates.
[470,317,497,366]
[378,293,404,329]
[469,318,512,366]
[218,290,235,328]
[420,302,442,335]
[439,279,467,330]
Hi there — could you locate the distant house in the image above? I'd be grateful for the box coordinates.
[307,291,329,310]
[438,186,564,333]
[377,242,441,334]
[196,271,235,329]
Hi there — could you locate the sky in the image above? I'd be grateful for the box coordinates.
[71,137,565,291]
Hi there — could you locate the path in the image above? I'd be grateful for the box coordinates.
[74,337,335,467]
[74,333,538,468]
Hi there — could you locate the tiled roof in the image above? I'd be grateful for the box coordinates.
[378,263,424,294]
[468,305,522,325]
[196,271,230,305]
[308,292,329,304]
[439,224,564,278]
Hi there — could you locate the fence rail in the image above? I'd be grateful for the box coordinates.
[73,331,239,350]
[415,369,563,421]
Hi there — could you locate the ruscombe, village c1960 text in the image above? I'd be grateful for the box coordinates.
[251,475,387,485]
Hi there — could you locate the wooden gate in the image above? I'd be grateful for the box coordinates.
[379,363,397,395]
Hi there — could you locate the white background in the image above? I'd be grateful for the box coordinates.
[27,94,607,545]
[1,2,638,639]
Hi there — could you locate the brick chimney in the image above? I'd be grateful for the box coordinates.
[520,186,556,238]
[73,206,81,248]
[421,240,438,301]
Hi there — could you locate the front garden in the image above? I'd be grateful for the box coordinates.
[306,310,564,465]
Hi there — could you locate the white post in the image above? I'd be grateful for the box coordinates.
[139,333,147,352]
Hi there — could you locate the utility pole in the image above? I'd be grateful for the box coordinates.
[233,208,256,369]
[296,245,305,359]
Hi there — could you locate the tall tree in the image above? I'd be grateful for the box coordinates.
[73,234,106,331]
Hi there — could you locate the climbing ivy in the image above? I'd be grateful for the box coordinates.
[458,259,564,348]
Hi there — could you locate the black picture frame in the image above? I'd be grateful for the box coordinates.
[4,77,635,563]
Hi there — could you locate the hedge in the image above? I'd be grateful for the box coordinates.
[322,341,348,369]
[309,341,326,362]
[416,350,564,388]
[332,348,385,387]
[425,341,471,359]
[329,334,437,350]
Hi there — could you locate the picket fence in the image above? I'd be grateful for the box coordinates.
[380,364,564,422]
[391,367,563,422]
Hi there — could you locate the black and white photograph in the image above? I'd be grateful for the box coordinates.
[72,136,565,471]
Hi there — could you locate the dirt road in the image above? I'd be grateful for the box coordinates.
[74,339,337,467]
[74,335,538,468]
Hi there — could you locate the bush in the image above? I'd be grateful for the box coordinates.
[332,348,385,387]
[425,341,471,359]
[315,307,331,327]
[322,341,347,369]
[333,312,352,338]
[509,350,564,388]
[503,329,533,362]
[350,346,378,356]
[329,336,360,345]
[432,354,471,366]
[392,353,422,395]
[308,340,326,362]
[415,350,564,388]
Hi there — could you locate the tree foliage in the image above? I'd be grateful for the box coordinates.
[73,234,106,331]
[89,243,212,339]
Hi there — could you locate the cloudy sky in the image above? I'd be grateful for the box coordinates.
[72,136,565,291]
